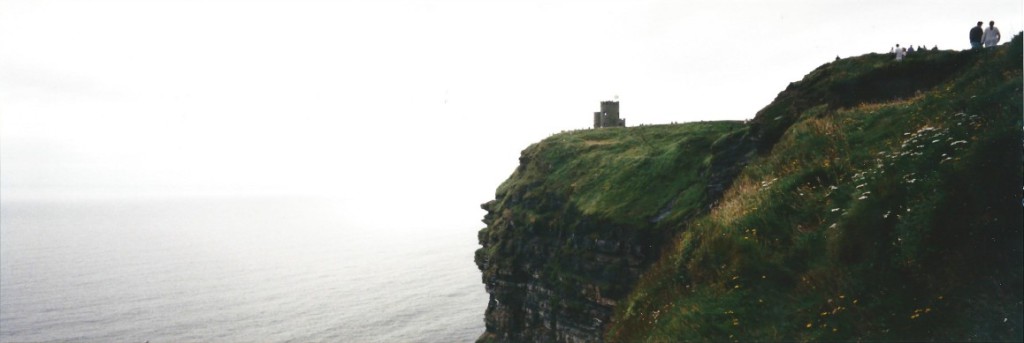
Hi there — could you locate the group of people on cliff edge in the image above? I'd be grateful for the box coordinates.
[890,44,939,62]
[894,20,1001,62]
[970,20,1001,49]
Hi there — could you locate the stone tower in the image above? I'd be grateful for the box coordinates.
[593,100,626,128]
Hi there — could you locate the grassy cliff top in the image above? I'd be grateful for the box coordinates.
[607,35,1023,341]
[494,122,744,230]
[479,34,1022,342]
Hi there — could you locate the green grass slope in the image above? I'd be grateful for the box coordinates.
[493,122,744,230]
[476,120,750,342]
[607,36,1023,341]
[477,121,744,292]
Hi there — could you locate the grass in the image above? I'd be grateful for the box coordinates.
[492,121,745,230]
[606,34,1023,341]
[476,121,747,332]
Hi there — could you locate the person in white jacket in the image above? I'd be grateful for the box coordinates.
[983,21,1001,48]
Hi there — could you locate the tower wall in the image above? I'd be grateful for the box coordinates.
[600,101,620,122]
[593,100,625,129]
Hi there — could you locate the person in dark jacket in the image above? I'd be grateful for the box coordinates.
[970,21,984,49]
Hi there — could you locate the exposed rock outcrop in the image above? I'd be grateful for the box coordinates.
[475,123,746,342]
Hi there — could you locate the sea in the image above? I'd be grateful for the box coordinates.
[0,196,488,342]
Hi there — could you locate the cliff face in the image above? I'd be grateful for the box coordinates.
[475,122,747,342]
[478,35,1023,342]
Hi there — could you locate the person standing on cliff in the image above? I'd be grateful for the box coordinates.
[970,21,984,49]
[983,20,1001,48]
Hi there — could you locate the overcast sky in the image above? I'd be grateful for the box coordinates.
[1,0,1021,228]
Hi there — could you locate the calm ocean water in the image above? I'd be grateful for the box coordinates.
[0,197,487,342]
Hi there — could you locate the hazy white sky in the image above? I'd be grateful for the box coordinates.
[1,0,1021,228]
